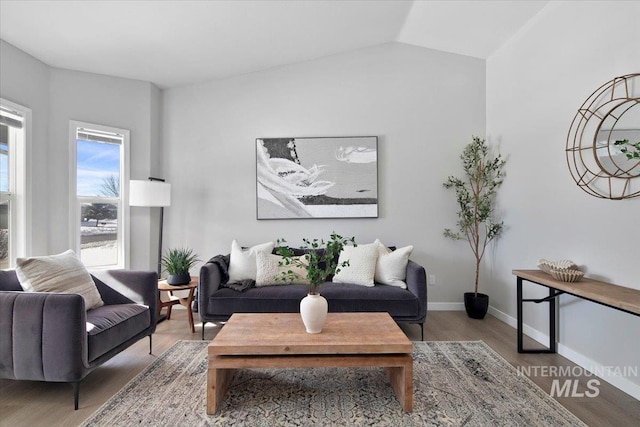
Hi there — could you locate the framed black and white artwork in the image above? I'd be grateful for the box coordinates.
[256,136,378,219]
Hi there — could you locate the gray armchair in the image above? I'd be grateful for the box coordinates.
[0,269,158,409]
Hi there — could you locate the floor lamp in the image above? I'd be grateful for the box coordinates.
[129,177,172,278]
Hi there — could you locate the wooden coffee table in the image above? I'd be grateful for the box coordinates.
[207,312,413,414]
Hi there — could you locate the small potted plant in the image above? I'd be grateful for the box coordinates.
[443,136,506,319]
[275,233,355,333]
[162,248,200,285]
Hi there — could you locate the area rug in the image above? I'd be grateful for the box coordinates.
[81,340,586,426]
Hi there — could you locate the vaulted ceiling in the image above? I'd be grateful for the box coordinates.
[0,1,548,88]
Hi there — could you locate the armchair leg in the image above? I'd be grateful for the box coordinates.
[202,321,207,340]
[149,334,153,355]
[72,382,80,410]
[420,323,424,341]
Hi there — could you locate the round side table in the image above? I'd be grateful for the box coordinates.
[157,276,198,333]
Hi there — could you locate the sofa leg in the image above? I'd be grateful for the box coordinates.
[73,382,80,410]
[149,334,153,355]
[202,321,207,340]
[420,323,424,341]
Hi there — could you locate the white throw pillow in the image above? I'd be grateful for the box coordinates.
[374,239,413,289]
[255,252,310,287]
[227,240,275,283]
[15,250,104,310]
[332,243,378,287]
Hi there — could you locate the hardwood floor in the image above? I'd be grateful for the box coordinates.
[0,310,638,426]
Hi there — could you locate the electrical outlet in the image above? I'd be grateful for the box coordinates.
[428,274,436,286]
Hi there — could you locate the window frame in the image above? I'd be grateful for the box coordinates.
[69,120,130,269]
[0,98,31,268]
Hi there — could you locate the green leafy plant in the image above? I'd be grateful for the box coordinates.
[614,139,640,160]
[162,248,200,276]
[275,232,356,294]
[443,136,506,296]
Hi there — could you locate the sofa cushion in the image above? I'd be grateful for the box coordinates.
[0,270,22,291]
[320,282,420,318]
[228,240,275,283]
[208,284,310,315]
[273,247,334,279]
[86,304,150,362]
[206,282,419,319]
[332,243,378,287]
[374,239,414,289]
[15,250,104,310]
[255,252,310,287]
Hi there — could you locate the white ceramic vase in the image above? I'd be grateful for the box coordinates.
[299,293,328,334]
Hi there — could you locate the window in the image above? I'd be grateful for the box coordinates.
[0,100,28,269]
[70,121,129,269]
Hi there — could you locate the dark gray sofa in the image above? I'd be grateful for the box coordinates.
[0,269,158,409]
[198,255,427,339]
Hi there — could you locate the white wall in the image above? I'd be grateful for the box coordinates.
[47,69,160,270]
[0,40,162,270]
[0,40,50,256]
[162,42,486,303]
[487,1,640,397]
[147,84,163,273]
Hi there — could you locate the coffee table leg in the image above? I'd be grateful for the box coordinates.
[207,367,236,414]
[386,357,413,412]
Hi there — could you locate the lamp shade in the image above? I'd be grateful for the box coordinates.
[129,180,171,207]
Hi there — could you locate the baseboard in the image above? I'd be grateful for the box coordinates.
[488,306,550,347]
[488,305,640,401]
[428,302,465,311]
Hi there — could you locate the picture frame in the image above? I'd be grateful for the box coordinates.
[256,136,378,219]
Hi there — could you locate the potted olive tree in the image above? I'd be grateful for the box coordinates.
[162,248,200,285]
[443,136,506,319]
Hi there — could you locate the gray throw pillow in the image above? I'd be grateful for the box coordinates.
[16,249,104,310]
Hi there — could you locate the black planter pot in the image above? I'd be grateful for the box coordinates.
[464,292,489,319]
[167,273,191,286]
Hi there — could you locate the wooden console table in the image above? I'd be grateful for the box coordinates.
[513,269,640,353]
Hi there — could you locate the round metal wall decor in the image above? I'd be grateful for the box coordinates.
[566,73,640,199]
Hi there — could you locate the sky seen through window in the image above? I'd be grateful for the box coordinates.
[76,139,120,197]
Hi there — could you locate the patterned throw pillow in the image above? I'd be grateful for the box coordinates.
[255,252,310,287]
[15,249,104,310]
